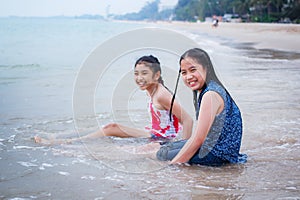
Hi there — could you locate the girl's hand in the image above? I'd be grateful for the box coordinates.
[168,160,191,167]
[167,160,174,165]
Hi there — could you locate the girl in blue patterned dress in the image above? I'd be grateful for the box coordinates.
[157,48,247,166]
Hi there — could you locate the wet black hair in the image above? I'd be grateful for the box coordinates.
[134,55,164,86]
[169,48,230,120]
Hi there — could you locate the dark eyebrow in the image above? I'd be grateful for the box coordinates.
[134,69,150,73]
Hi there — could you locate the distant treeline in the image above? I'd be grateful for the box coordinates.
[115,0,300,23]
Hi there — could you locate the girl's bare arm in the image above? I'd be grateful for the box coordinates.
[170,91,224,164]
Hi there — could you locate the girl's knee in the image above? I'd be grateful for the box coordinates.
[102,123,119,136]
[156,145,169,161]
[103,123,118,129]
[156,140,187,161]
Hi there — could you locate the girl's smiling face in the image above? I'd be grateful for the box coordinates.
[180,57,207,91]
[134,63,159,90]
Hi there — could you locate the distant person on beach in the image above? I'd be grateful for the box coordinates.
[156,48,247,166]
[212,17,219,28]
[34,55,193,145]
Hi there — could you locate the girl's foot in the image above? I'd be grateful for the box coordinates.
[34,136,53,145]
[34,136,71,145]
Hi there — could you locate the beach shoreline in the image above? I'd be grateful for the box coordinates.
[118,20,300,53]
[172,21,300,53]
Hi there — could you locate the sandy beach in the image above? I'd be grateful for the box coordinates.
[152,21,300,53]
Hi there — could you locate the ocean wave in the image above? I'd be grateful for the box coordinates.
[0,63,41,69]
[0,63,43,85]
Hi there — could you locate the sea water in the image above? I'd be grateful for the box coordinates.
[0,18,299,199]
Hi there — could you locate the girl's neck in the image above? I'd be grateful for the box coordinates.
[147,83,159,98]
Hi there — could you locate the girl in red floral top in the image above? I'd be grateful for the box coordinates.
[35,55,192,145]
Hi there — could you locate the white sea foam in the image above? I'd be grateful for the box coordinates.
[194,185,211,189]
[81,175,96,180]
[42,163,54,167]
[58,171,70,176]
[39,163,55,170]
[17,161,38,167]
[13,145,44,150]
[8,135,16,142]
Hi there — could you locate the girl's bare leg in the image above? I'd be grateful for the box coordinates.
[34,123,150,145]
[102,123,150,138]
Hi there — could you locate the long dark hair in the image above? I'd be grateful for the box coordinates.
[169,48,230,120]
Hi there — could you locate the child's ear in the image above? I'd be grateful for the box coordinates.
[154,71,161,81]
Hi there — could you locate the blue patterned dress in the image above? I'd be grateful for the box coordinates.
[196,80,247,164]
[156,80,247,166]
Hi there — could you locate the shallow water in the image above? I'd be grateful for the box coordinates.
[0,18,299,199]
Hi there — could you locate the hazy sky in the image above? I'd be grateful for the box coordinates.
[0,0,178,17]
